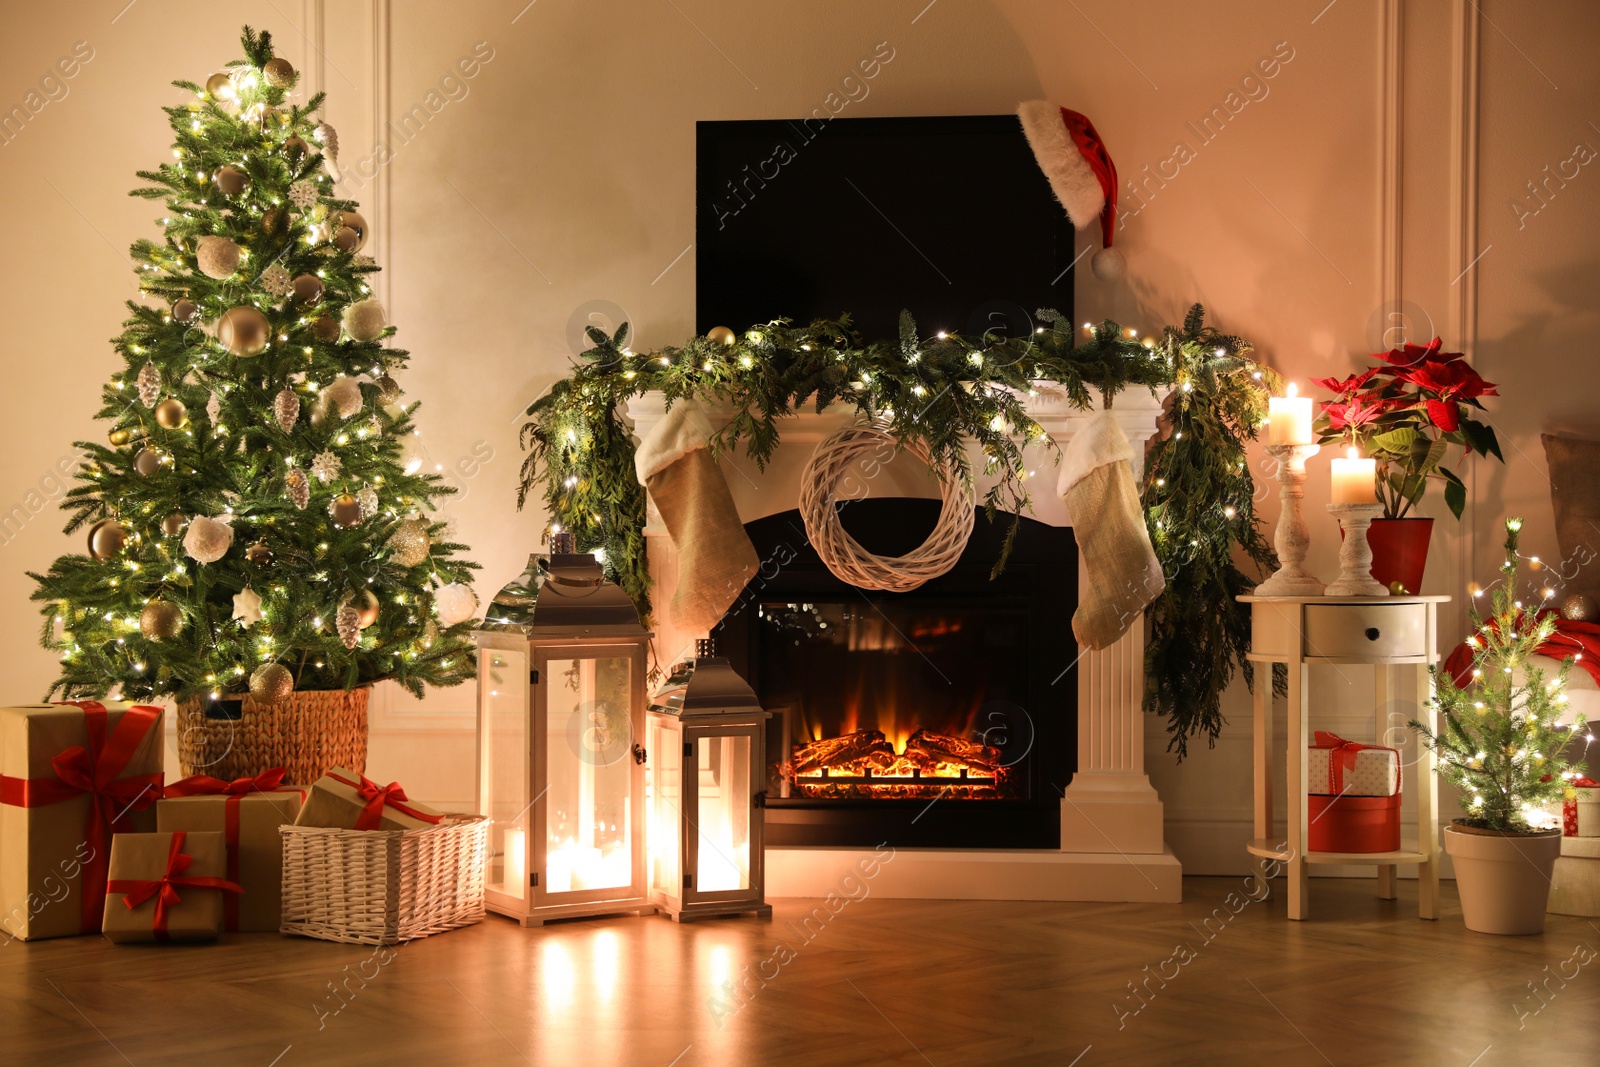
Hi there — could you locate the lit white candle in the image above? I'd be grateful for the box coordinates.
[1267,382,1313,446]
[1330,447,1378,504]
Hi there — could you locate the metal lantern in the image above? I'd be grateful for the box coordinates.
[645,641,772,922]
[474,535,653,925]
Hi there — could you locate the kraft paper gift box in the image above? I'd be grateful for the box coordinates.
[158,769,304,932]
[102,830,240,944]
[0,702,164,942]
[293,767,444,831]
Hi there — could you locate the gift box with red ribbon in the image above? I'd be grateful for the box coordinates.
[1564,777,1599,838]
[0,702,164,941]
[293,767,444,832]
[102,830,242,944]
[157,768,304,932]
[1308,732,1402,853]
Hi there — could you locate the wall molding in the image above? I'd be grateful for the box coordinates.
[1378,0,1404,324]
[1448,0,1482,624]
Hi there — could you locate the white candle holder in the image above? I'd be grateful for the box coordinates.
[1326,502,1389,596]
[1255,443,1325,597]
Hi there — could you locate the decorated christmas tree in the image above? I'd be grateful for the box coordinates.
[29,27,479,706]
[1414,517,1589,831]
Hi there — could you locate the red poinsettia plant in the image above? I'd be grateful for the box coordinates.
[1313,337,1503,518]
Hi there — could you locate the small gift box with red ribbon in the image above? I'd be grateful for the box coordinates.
[1308,731,1402,853]
[293,767,444,832]
[157,768,304,932]
[0,702,164,941]
[1565,777,1599,838]
[102,830,242,944]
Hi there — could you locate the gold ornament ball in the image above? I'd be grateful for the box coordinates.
[333,210,368,251]
[388,518,431,568]
[282,135,308,161]
[246,542,272,565]
[1561,593,1598,622]
[1388,580,1409,596]
[195,235,241,280]
[172,298,198,323]
[139,599,183,641]
[352,589,380,629]
[330,493,363,528]
[262,57,297,88]
[291,274,324,304]
[215,166,248,196]
[707,326,737,346]
[333,226,359,253]
[161,511,188,537]
[204,72,235,101]
[375,375,401,403]
[108,426,132,447]
[87,519,128,560]
[154,398,188,429]
[133,448,162,476]
[261,207,285,236]
[217,306,270,356]
[341,299,387,343]
[248,663,294,704]
[311,316,341,343]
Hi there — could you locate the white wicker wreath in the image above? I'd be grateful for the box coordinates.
[799,421,975,593]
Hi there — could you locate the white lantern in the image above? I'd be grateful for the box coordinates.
[474,537,652,925]
[646,641,772,922]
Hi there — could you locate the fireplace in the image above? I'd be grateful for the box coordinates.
[716,498,1076,849]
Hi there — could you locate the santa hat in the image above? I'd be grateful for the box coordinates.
[1017,101,1125,281]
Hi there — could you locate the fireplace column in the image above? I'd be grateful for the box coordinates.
[1049,392,1169,857]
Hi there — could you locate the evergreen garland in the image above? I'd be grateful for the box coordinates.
[519,303,1276,753]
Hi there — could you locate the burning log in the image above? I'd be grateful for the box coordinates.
[789,729,896,775]
[903,729,1002,774]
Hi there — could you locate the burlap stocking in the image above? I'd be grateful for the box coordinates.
[635,401,759,636]
[1058,409,1165,650]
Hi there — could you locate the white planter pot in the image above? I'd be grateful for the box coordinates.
[1444,825,1562,935]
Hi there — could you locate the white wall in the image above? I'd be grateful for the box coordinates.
[2,1,1594,867]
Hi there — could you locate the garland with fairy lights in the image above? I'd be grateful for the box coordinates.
[519,303,1278,753]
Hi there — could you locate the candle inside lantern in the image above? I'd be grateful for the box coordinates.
[505,826,526,891]
[1331,447,1378,504]
[1267,382,1314,446]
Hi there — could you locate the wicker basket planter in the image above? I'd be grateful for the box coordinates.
[177,687,369,786]
[280,814,489,945]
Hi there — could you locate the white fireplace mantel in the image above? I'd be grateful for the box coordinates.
[624,388,1181,903]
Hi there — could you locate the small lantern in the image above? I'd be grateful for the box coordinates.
[474,534,653,925]
[645,641,772,922]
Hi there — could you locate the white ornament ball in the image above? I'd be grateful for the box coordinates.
[196,236,241,280]
[434,583,478,627]
[183,515,234,564]
[324,376,364,419]
[342,299,387,343]
[1090,246,1127,282]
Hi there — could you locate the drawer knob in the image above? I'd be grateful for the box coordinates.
[1364,627,1381,641]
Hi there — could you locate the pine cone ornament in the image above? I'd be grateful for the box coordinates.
[289,180,318,210]
[206,390,222,424]
[285,468,310,509]
[137,362,160,407]
[273,388,300,432]
[357,486,379,520]
[336,601,361,649]
[311,450,342,483]
[260,264,292,297]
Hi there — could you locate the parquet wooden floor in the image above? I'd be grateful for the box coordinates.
[1,876,1595,1066]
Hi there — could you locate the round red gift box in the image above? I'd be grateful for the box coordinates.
[1309,793,1401,853]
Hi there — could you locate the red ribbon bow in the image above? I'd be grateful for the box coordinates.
[1313,731,1401,795]
[106,831,243,941]
[327,772,443,830]
[0,701,164,932]
[164,767,290,798]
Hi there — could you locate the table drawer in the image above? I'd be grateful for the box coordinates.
[1303,602,1427,659]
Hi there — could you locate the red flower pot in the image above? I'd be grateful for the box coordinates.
[1363,517,1433,595]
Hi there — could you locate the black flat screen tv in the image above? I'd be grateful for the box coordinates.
[696,115,1074,341]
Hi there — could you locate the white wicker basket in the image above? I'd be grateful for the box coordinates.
[280,814,489,945]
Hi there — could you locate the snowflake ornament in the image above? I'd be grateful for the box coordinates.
[289,180,319,210]
[311,450,342,484]
[260,264,292,297]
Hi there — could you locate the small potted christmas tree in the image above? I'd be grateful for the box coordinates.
[29,28,480,784]
[1413,517,1589,934]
